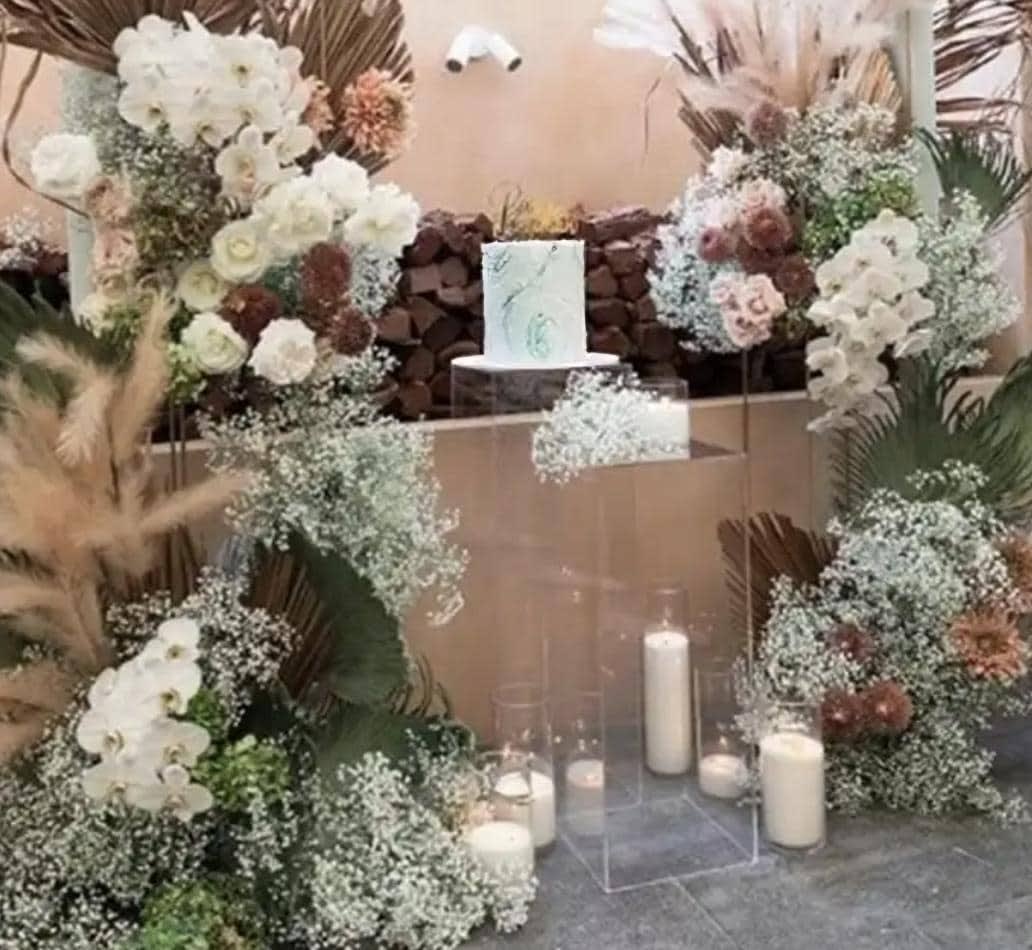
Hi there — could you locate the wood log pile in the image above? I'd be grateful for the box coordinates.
[377,207,806,420]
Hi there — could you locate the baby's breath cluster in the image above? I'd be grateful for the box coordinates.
[752,464,1032,820]
[532,371,684,483]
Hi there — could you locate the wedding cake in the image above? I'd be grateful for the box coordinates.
[481,240,591,367]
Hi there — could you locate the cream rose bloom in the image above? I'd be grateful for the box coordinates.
[255,177,335,258]
[181,312,249,375]
[310,154,369,214]
[343,184,420,258]
[210,217,272,283]
[30,133,102,201]
[177,260,230,312]
[248,318,317,385]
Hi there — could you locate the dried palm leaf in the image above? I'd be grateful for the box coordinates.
[718,512,837,639]
[0,0,257,73]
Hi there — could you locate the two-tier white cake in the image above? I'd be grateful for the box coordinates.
[480,240,594,368]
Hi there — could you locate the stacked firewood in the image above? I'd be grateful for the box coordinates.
[376,207,806,419]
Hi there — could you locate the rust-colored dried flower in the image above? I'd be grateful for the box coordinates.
[303,78,337,139]
[828,622,875,664]
[326,305,375,356]
[301,242,353,326]
[735,238,782,276]
[821,689,865,742]
[221,285,283,344]
[341,68,415,159]
[742,205,793,252]
[774,254,817,303]
[861,680,914,736]
[746,99,790,146]
[998,535,1032,614]
[697,226,736,263]
[949,606,1027,682]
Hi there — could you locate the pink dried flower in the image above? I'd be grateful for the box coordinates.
[83,175,133,228]
[698,226,736,263]
[710,272,785,349]
[821,689,865,743]
[746,99,789,146]
[341,68,415,159]
[91,228,138,282]
[302,78,336,139]
[738,178,787,214]
[861,680,914,736]
[950,606,1027,682]
[774,254,816,302]
[742,205,793,252]
[829,623,876,663]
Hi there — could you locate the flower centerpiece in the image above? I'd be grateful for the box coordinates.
[27,9,419,407]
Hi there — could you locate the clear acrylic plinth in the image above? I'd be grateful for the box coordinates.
[451,358,758,893]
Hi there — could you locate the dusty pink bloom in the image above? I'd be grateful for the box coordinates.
[92,228,138,282]
[711,272,784,349]
[341,68,415,159]
[742,204,793,252]
[83,175,133,228]
[697,226,736,263]
[738,178,787,214]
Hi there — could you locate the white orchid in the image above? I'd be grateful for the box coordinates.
[82,759,153,804]
[151,720,211,768]
[215,125,285,205]
[126,764,214,822]
[76,703,151,760]
[117,83,171,133]
[271,124,317,165]
[144,661,203,716]
[155,618,202,663]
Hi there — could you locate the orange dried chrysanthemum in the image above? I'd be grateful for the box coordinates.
[949,606,1027,682]
[341,68,415,160]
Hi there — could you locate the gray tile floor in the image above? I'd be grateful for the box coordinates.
[468,722,1032,950]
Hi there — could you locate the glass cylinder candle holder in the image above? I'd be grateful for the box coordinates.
[694,668,748,801]
[642,586,692,776]
[759,701,825,850]
[637,378,691,451]
[562,690,606,837]
[492,682,557,851]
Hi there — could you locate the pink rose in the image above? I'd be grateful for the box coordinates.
[698,226,736,263]
[709,273,784,349]
[740,273,787,321]
[737,178,787,214]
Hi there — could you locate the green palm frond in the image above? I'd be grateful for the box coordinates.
[917,128,1032,230]
[833,358,1032,522]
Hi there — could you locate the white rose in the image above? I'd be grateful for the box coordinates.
[76,290,124,335]
[343,184,420,258]
[210,217,272,283]
[255,177,335,258]
[181,312,249,375]
[30,133,101,201]
[176,260,230,312]
[248,318,317,385]
[311,154,370,214]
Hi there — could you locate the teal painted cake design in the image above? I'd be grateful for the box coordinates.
[482,240,587,367]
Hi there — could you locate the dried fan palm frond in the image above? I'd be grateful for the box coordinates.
[0,288,248,762]
[719,512,837,639]
[261,0,413,171]
[935,1,1032,99]
[0,0,257,73]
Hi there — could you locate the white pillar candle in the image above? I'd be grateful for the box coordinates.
[643,628,692,775]
[565,758,605,836]
[698,752,748,800]
[493,770,557,849]
[66,211,94,315]
[760,732,825,849]
[465,820,535,882]
[642,398,691,447]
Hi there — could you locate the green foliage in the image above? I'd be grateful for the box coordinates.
[833,357,1032,522]
[802,171,920,262]
[125,877,267,950]
[194,736,292,812]
[186,689,230,744]
[918,129,1032,231]
[289,533,407,706]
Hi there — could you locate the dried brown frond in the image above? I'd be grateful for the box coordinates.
[0,715,49,763]
[719,512,838,639]
[0,660,75,715]
[0,0,258,73]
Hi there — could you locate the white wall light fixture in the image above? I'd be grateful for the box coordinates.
[445,25,523,73]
